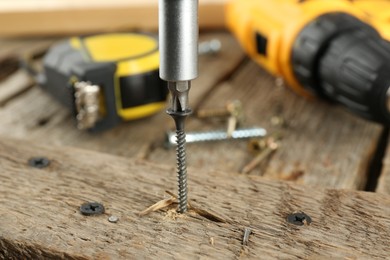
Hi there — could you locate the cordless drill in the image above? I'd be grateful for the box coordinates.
[226,0,390,124]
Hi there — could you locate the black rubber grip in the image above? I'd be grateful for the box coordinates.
[292,13,390,125]
[319,27,390,124]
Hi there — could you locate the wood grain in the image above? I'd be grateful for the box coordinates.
[149,60,383,190]
[0,39,56,104]
[0,137,389,259]
[377,134,390,194]
[0,0,227,37]
[0,32,383,192]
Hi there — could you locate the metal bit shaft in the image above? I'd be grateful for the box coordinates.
[159,0,198,213]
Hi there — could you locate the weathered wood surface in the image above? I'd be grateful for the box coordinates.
[149,61,383,190]
[0,32,385,192]
[0,137,389,259]
[0,39,57,104]
[0,0,227,37]
[377,134,390,194]
[0,32,246,159]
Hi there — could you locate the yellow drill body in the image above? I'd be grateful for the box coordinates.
[226,0,390,97]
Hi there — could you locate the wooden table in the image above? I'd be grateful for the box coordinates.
[1,32,389,259]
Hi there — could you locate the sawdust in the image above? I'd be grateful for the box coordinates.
[139,190,228,223]
[164,209,182,220]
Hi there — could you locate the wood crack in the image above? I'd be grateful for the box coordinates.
[365,127,389,191]
[0,238,87,260]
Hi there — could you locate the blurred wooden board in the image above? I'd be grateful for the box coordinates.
[1,137,389,259]
[0,32,385,192]
[377,134,390,194]
[0,0,227,37]
[0,32,245,157]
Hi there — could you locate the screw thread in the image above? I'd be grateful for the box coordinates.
[165,127,267,148]
[176,129,188,213]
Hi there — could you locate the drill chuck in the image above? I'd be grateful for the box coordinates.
[292,13,390,124]
[159,0,199,81]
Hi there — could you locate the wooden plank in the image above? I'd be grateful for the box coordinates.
[0,70,33,106]
[0,32,245,157]
[0,38,55,82]
[0,38,55,58]
[377,134,390,194]
[377,170,390,194]
[149,60,383,190]
[0,137,389,259]
[0,39,57,105]
[0,0,227,37]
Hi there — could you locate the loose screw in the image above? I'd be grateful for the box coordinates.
[196,100,245,138]
[286,212,312,226]
[80,202,105,216]
[197,100,243,120]
[241,137,279,174]
[226,100,244,138]
[28,157,50,169]
[165,127,267,148]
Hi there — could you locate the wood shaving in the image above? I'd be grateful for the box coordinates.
[139,190,228,223]
[138,197,176,217]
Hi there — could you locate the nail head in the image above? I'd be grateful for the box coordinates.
[287,212,312,226]
[80,202,105,216]
[28,157,50,169]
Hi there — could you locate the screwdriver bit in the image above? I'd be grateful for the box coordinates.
[159,0,199,213]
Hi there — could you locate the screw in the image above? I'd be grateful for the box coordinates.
[196,100,241,118]
[248,131,284,153]
[166,81,192,214]
[196,100,244,138]
[198,39,222,56]
[286,212,312,226]
[197,100,243,119]
[108,215,119,223]
[174,128,189,213]
[226,116,238,138]
[80,202,105,216]
[165,127,267,148]
[241,138,279,174]
[226,100,244,138]
[28,157,50,169]
[242,227,252,245]
[247,139,268,154]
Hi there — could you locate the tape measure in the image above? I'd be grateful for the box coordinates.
[39,33,167,132]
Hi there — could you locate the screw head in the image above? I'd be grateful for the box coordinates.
[80,202,105,216]
[28,157,50,169]
[287,212,312,226]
